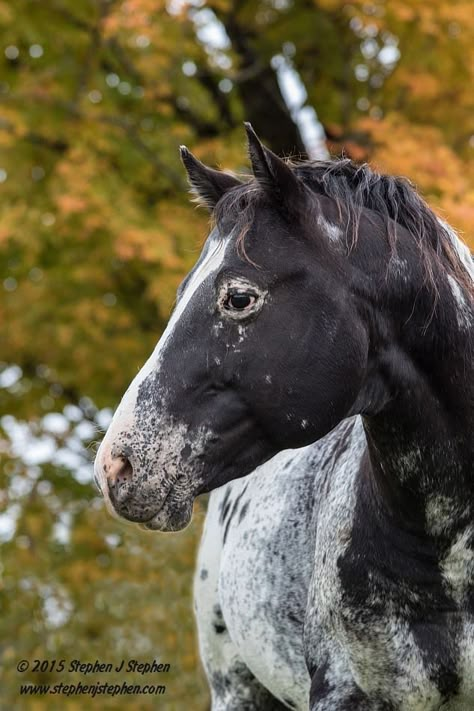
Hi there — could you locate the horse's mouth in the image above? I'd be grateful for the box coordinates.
[101,471,195,532]
[139,491,194,532]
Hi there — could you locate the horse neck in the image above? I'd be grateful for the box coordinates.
[352,236,474,538]
[362,379,473,538]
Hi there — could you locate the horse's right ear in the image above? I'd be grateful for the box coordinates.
[244,123,308,219]
[179,146,241,211]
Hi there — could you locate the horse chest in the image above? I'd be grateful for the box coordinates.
[214,450,319,709]
[218,552,310,709]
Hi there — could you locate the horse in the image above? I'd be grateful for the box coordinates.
[94,124,474,710]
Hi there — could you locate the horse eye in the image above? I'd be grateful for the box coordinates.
[226,292,255,311]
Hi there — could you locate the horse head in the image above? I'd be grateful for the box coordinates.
[93,127,392,531]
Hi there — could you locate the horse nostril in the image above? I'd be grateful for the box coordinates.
[106,456,134,490]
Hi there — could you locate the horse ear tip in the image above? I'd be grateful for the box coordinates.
[179,145,191,161]
[244,122,257,140]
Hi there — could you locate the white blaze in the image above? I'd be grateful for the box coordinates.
[95,231,228,474]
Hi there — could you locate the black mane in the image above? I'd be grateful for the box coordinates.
[214,157,472,296]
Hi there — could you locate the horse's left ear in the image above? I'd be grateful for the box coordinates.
[180,146,242,211]
[244,122,307,216]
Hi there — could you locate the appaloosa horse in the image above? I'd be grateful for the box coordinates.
[95,125,474,710]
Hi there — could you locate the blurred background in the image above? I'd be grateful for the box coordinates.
[0,0,473,708]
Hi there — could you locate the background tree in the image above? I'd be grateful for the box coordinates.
[1,1,472,708]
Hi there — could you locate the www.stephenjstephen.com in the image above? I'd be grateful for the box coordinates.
[20,681,166,697]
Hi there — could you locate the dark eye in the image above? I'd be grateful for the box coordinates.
[225,292,255,311]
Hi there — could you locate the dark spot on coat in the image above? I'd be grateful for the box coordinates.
[180,443,192,459]
[221,500,232,525]
[219,488,232,524]
[309,659,331,703]
[223,517,232,544]
[239,501,249,523]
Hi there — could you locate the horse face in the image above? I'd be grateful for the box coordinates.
[95,131,369,531]
[95,203,368,532]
